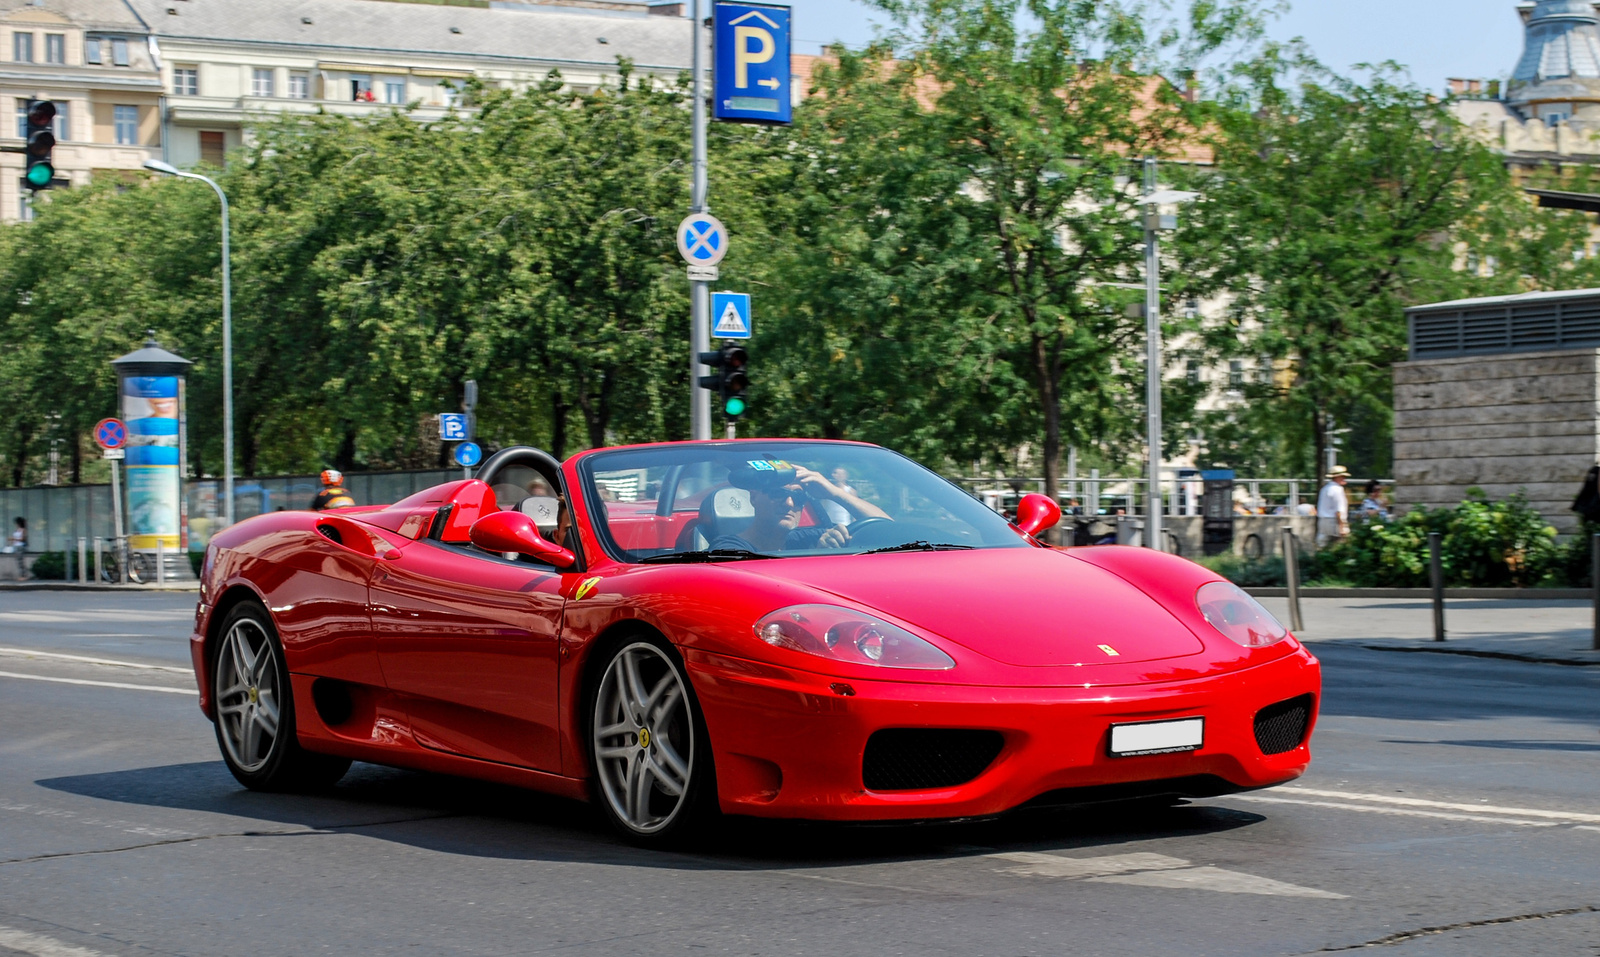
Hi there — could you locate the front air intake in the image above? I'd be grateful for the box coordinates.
[862,728,1004,791]
[1253,694,1314,755]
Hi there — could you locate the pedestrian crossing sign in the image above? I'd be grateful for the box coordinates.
[712,291,752,339]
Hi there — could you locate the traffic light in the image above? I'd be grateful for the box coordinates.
[23,100,56,190]
[697,343,750,420]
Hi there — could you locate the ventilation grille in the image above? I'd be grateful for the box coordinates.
[862,729,1004,791]
[1410,296,1600,359]
[1253,694,1314,756]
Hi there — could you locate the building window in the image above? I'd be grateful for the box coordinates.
[111,37,128,66]
[18,183,34,222]
[350,75,373,102]
[288,72,309,99]
[45,33,64,64]
[173,67,197,96]
[1228,360,1244,390]
[14,32,34,63]
[14,102,24,139]
[251,68,274,98]
[113,105,137,145]
[384,80,405,104]
[1185,359,1200,385]
[199,130,225,167]
[1257,355,1272,385]
[85,37,101,64]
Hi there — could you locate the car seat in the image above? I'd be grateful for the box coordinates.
[672,486,754,551]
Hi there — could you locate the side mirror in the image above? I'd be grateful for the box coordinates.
[1015,493,1062,538]
[469,510,576,568]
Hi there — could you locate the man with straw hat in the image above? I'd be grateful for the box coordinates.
[1317,465,1351,547]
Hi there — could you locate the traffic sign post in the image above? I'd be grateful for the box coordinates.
[454,440,482,478]
[93,417,129,579]
[713,3,793,124]
[711,292,752,339]
[94,418,128,450]
[679,211,731,442]
[678,213,729,267]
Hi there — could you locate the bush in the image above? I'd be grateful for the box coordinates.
[28,551,68,580]
[1194,553,1288,587]
[1319,490,1560,588]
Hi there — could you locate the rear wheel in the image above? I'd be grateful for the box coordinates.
[213,601,350,791]
[589,637,714,845]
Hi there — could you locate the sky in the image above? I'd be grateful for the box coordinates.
[785,0,1530,93]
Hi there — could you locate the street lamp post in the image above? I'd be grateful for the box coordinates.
[143,159,234,527]
[1137,159,1198,552]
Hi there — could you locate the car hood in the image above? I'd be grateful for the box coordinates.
[736,547,1206,667]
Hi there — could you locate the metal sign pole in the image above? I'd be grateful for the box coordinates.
[689,0,712,441]
[110,459,125,585]
[1143,158,1163,552]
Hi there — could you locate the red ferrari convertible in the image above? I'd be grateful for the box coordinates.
[191,439,1320,845]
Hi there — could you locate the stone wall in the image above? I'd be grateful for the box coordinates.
[1392,348,1600,534]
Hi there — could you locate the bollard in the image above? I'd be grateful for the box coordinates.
[77,537,87,584]
[94,538,104,584]
[1592,534,1599,652]
[1429,531,1445,642]
[1280,525,1304,633]
[117,536,127,585]
[156,540,166,585]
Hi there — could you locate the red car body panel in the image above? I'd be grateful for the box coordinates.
[190,438,1320,821]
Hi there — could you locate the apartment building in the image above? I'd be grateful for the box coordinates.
[0,0,162,221]
[125,0,694,168]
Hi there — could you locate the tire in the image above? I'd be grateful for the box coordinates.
[588,635,716,846]
[212,600,351,792]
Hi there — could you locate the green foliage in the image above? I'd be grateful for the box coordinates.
[28,550,67,580]
[1193,552,1288,587]
[1318,491,1560,588]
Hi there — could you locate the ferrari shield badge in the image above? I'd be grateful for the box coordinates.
[1097,644,1120,657]
[575,577,602,601]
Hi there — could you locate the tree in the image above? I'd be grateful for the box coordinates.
[1174,54,1540,478]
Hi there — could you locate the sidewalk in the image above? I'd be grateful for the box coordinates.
[1255,596,1600,666]
[0,580,198,592]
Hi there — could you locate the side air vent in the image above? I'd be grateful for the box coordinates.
[862,728,1004,791]
[315,523,343,546]
[1253,694,1314,755]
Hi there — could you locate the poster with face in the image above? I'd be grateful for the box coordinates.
[122,376,181,550]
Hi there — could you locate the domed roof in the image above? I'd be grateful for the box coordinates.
[1510,1,1600,107]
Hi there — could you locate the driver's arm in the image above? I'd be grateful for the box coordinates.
[794,467,890,521]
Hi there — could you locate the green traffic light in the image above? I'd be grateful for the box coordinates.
[724,396,746,417]
[25,164,52,188]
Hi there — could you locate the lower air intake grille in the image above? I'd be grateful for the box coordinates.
[1253,694,1314,755]
[862,728,1004,791]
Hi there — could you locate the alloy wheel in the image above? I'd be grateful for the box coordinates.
[592,642,695,834]
[215,616,281,773]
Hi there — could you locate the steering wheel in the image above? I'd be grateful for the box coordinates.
[839,516,897,549]
[475,446,564,494]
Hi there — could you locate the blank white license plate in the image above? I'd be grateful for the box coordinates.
[1109,717,1205,757]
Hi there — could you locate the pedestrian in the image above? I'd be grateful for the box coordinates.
[817,466,857,526]
[1358,481,1390,522]
[1316,465,1351,547]
[310,470,355,511]
[4,517,26,580]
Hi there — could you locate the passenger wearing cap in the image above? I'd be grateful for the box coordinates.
[1316,465,1350,546]
[311,470,355,511]
[713,464,889,553]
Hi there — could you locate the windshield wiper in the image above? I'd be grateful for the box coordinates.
[638,548,778,564]
[859,541,976,555]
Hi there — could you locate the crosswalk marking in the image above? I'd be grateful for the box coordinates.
[989,850,1345,898]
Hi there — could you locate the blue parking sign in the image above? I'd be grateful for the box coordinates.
[713,2,792,124]
[439,413,469,441]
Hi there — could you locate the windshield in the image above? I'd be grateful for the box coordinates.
[580,442,1028,563]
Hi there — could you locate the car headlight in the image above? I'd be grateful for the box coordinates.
[754,604,956,670]
[1195,580,1289,648]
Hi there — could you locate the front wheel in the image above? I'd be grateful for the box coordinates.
[589,638,714,845]
[212,601,350,791]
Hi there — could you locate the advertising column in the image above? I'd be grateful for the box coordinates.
[111,339,192,559]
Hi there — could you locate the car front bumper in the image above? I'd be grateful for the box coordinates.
[687,645,1320,821]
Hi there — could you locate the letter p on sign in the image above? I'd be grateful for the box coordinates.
[735,26,774,87]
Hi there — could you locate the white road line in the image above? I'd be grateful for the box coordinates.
[0,671,195,695]
[0,647,190,673]
[1280,786,1600,823]
[989,850,1345,898]
[1235,794,1563,827]
[0,925,108,957]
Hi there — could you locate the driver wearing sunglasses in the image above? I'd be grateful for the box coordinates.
[713,464,889,554]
